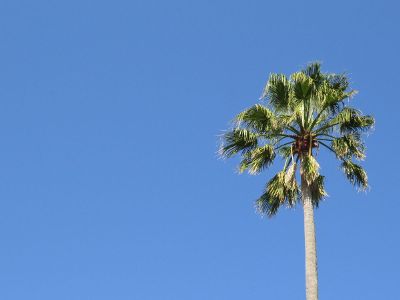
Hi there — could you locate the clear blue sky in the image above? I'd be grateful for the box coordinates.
[0,0,398,299]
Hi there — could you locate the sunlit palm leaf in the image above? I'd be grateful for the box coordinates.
[219,129,258,158]
[261,74,291,111]
[332,134,365,160]
[239,144,275,174]
[236,104,276,133]
[341,160,368,190]
[291,72,314,101]
[309,175,328,207]
[330,107,375,134]
[302,62,323,86]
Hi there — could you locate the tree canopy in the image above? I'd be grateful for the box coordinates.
[219,62,374,216]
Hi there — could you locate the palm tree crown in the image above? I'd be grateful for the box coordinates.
[220,62,374,216]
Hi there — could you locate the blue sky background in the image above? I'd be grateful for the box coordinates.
[0,0,399,299]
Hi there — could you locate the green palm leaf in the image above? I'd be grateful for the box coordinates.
[236,104,276,133]
[331,107,375,134]
[309,175,328,207]
[261,74,291,111]
[341,160,368,190]
[256,170,300,216]
[219,129,258,158]
[239,144,275,174]
[332,134,365,160]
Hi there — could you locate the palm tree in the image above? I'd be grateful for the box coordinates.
[219,62,374,300]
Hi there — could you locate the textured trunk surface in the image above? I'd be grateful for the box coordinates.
[302,175,318,300]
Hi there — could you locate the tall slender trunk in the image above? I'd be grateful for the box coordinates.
[301,175,318,300]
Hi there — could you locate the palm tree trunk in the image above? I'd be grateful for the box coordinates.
[301,175,318,300]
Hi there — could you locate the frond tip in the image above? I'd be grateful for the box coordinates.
[332,134,366,160]
[341,160,368,191]
[219,129,258,158]
[309,175,328,207]
[235,104,275,132]
[239,144,275,174]
[262,74,290,111]
[256,170,299,216]
[333,107,375,133]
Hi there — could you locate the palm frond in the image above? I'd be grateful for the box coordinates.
[235,104,276,133]
[331,134,365,160]
[278,145,293,159]
[255,172,285,216]
[309,175,328,207]
[330,107,375,134]
[302,62,323,85]
[256,170,300,216]
[239,144,275,174]
[285,162,299,206]
[256,190,281,217]
[261,74,291,111]
[301,155,320,185]
[309,86,357,131]
[219,129,258,158]
[326,73,349,92]
[341,160,368,190]
[291,72,313,101]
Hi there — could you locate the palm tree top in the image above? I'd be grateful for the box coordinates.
[219,62,375,216]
